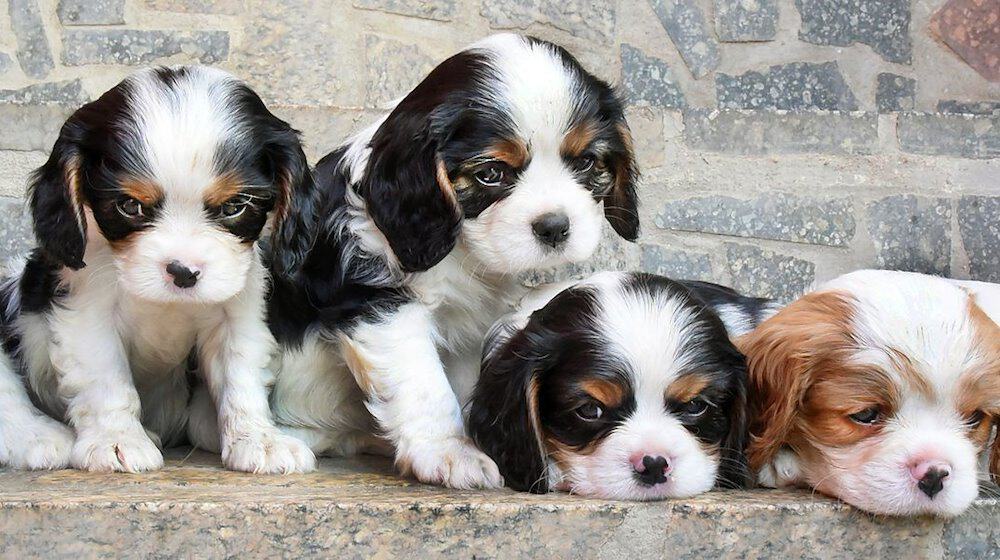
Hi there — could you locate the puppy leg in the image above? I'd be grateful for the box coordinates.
[186,383,221,454]
[345,303,503,489]
[757,448,804,488]
[0,353,74,469]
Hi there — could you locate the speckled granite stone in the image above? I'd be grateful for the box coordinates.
[9,0,55,79]
[795,0,911,63]
[726,243,814,302]
[867,195,951,276]
[0,197,33,259]
[480,0,616,43]
[354,0,457,21]
[714,0,778,42]
[937,100,1000,116]
[876,73,915,113]
[648,0,720,78]
[897,114,999,159]
[57,0,125,25]
[62,29,230,66]
[958,196,1000,283]
[683,110,877,155]
[620,44,686,108]
[930,0,1000,82]
[639,244,713,280]
[0,79,89,105]
[522,230,639,286]
[716,62,858,111]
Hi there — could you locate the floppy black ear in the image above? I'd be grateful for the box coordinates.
[263,122,317,279]
[603,120,640,241]
[29,134,87,270]
[717,370,752,489]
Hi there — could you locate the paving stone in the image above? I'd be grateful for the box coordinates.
[0,79,89,105]
[726,243,814,303]
[716,61,858,111]
[648,0,720,78]
[655,193,855,247]
[271,106,379,161]
[62,30,230,66]
[0,151,47,198]
[365,35,435,108]
[144,0,242,14]
[354,0,457,21]
[958,196,1000,283]
[0,53,12,76]
[714,0,778,42]
[9,0,54,79]
[930,0,1000,82]
[620,44,685,108]
[937,100,1000,116]
[639,244,713,280]
[795,0,911,64]
[58,0,125,25]
[867,195,951,276]
[480,0,615,43]
[876,73,915,113]
[0,197,33,259]
[0,104,76,151]
[897,114,999,159]
[683,110,877,155]
[523,230,638,286]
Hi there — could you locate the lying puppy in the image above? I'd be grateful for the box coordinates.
[218,34,639,488]
[0,66,315,473]
[469,272,776,499]
[742,270,1000,516]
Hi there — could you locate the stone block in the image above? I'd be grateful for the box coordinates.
[795,0,911,64]
[937,100,1000,116]
[930,0,1000,82]
[620,45,685,108]
[897,114,999,159]
[523,230,638,286]
[716,61,858,111]
[365,35,435,108]
[0,151,47,198]
[726,244,814,303]
[0,197,33,259]
[0,105,76,151]
[683,110,877,155]
[867,195,951,276]
[58,0,125,25]
[354,0,457,21]
[480,0,615,43]
[714,0,778,42]
[639,244,713,280]
[648,0,720,78]
[62,30,230,66]
[958,196,1000,283]
[144,0,242,14]
[9,0,54,79]
[876,73,915,113]
[0,80,89,105]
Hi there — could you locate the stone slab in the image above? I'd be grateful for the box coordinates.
[0,104,76,151]
[714,0,778,42]
[9,0,54,79]
[354,0,457,21]
[937,100,1000,116]
[682,110,877,155]
[62,29,230,66]
[0,79,89,105]
[57,0,126,25]
[716,61,858,111]
[639,244,713,280]
[648,0,720,78]
[726,243,815,302]
[876,73,916,113]
[145,0,242,14]
[365,35,435,108]
[930,0,1000,82]
[480,0,615,44]
[0,152,47,198]
[898,113,1000,159]
[620,44,686,108]
[867,195,952,276]
[958,196,1000,283]
[0,196,33,258]
[795,0,911,64]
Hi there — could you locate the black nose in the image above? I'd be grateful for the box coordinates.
[918,467,949,499]
[633,455,669,487]
[166,261,200,289]
[531,212,570,248]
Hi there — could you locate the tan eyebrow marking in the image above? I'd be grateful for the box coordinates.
[203,172,244,207]
[580,378,625,408]
[665,373,711,403]
[560,121,599,158]
[120,177,164,206]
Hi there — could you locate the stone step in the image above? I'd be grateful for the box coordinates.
[0,449,996,559]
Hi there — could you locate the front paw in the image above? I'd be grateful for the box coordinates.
[71,429,163,473]
[398,435,503,490]
[222,430,316,474]
[1,416,74,470]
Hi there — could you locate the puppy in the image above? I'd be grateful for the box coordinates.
[0,66,315,473]
[233,34,639,488]
[469,272,773,499]
[741,270,1000,516]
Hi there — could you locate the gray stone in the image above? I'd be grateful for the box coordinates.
[937,100,1000,116]
[270,106,380,161]
[795,0,911,64]
[714,0,778,42]
[523,230,638,286]
[0,151,47,198]
[58,0,125,25]
[897,114,999,159]
[958,196,1000,283]
[648,0,720,78]
[655,193,856,247]
[683,110,877,155]
[365,35,435,108]
[716,61,858,111]
[0,104,76,151]
[0,53,12,75]
[480,0,615,43]
[0,80,89,105]
[145,0,242,14]
[9,0,55,79]
[62,30,230,66]
[0,197,33,259]
[354,0,457,21]
[726,244,815,303]
[620,45,686,108]
[867,195,951,276]
[876,73,916,113]
[639,244,713,280]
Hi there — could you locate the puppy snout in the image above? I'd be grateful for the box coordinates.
[911,460,951,498]
[632,454,670,487]
[531,212,570,248]
[165,260,200,289]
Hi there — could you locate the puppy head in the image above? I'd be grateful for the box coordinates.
[742,270,1000,517]
[355,34,638,274]
[30,66,310,303]
[470,272,749,499]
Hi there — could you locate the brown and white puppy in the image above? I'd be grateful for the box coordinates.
[741,269,1000,516]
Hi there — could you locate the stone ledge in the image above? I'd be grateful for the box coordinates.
[0,450,997,558]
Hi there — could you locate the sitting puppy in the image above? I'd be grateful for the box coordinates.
[226,34,639,489]
[742,270,1000,516]
[0,66,315,473]
[469,272,773,499]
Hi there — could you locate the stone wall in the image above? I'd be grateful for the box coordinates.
[0,0,997,301]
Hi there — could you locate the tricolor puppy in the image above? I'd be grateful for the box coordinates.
[470,272,775,499]
[236,34,639,489]
[0,66,315,473]
[742,270,1000,516]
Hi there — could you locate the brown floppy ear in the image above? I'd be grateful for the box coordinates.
[30,135,87,270]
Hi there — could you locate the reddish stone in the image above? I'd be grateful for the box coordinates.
[930,0,1000,82]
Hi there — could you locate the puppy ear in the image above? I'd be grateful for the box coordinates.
[991,425,1000,484]
[717,369,751,489]
[602,121,639,241]
[29,135,87,270]
[264,122,317,279]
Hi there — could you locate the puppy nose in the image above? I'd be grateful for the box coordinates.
[166,260,200,289]
[632,454,670,487]
[911,461,950,498]
[531,212,570,248]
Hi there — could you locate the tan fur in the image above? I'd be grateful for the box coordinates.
[202,172,243,208]
[665,373,711,404]
[487,137,529,168]
[963,298,1000,481]
[581,378,625,408]
[560,121,598,158]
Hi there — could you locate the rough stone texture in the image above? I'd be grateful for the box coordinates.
[938,100,1000,116]
[930,0,1000,82]
[714,0,778,42]
[0,53,11,76]
[0,197,33,259]
[716,61,858,111]
[354,0,457,21]
[795,0,911,64]
[639,244,713,280]
[620,45,686,108]
[867,195,952,276]
[876,73,916,113]
[0,80,89,105]
[0,105,76,151]
[9,0,55,79]
[480,0,615,43]
[683,110,877,155]
[726,244,815,302]
[57,0,126,25]
[523,231,638,286]
[898,114,999,159]
[655,193,856,247]
[62,29,230,66]
[365,35,435,107]
[648,0,720,78]
[958,196,1000,283]
[0,152,47,198]
[145,0,242,14]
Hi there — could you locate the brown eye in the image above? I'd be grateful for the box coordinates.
[473,163,509,188]
[219,195,251,219]
[117,198,144,219]
[967,410,986,427]
[575,402,604,421]
[849,407,881,425]
[680,397,710,418]
[573,155,596,173]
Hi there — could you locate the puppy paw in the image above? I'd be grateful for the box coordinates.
[1,416,74,470]
[222,430,316,474]
[71,428,163,473]
[398,436,503,490]
[758,448,803,489]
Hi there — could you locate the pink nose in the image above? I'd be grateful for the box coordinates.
[630,453,671,487]
[909,460,951,499]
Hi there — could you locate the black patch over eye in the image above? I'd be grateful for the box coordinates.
[473,162,512,188]
[849,407,881,425]
[117,198,146,219]
[573,155,595,174]
[575,401,604,421]
[678,397,711,418]
[219,194,253,219]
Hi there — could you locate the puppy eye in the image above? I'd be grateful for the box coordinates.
[680,397,710,417]
[117,198,145,219]
[573,155,596,173]
[473,163,510,188]
[575,402,604,421]
[849,407,881,425]
[219,195,251,219]
[967,410,986,427]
